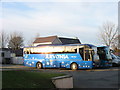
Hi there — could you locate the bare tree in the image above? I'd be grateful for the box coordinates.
[111,34,120,50]
[27,33,40,46]
[8,32,24,50]
[99,21,118,47]
[0,31,9,48]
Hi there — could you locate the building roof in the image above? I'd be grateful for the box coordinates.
[59,37,81,44]
[33,35,81,45]
[33,36,57,43]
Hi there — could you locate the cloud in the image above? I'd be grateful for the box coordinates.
[2,1,118,46]
[1,0,119,2]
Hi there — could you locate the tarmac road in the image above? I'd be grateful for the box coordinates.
[68,69,119,88]
[1,64,120,88]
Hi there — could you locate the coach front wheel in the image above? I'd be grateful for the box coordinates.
[36,62,42,69]
[70,63,78,70]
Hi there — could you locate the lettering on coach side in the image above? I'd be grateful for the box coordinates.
[46,54,69,59]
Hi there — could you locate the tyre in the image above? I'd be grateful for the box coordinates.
[112,63,117,67]
[36,62,42,69]
[70,63,78,70]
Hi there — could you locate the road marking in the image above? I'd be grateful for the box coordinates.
[86,68,120,72]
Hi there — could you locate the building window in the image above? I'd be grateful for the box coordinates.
[1,52,4,57]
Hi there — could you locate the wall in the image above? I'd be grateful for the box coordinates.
[33,42,52,46]
[0,50,11,58]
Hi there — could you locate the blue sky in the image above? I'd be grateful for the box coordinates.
[1,0,118,46]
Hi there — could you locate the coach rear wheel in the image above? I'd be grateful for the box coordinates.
[36,62,42,69]
[71,63,78,70]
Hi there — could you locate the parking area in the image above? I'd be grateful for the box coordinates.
[1,64,120,88]
[70,69,119,88]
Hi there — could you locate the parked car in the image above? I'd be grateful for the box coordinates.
[111,53,120,67]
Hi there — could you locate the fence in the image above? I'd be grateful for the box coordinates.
[12,57,23,64]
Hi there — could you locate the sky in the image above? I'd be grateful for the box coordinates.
[0,0,119,46]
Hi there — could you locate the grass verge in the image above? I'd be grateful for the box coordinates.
[2,70,65,88]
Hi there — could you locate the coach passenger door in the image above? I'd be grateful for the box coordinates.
[82,49,93,68]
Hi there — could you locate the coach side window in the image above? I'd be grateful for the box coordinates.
[85,50,90,61]
[79,48,84,60]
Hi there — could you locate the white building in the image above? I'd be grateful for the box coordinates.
[0,48,23,64]
[0,48,11,64]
